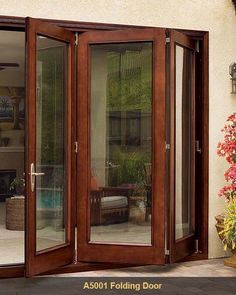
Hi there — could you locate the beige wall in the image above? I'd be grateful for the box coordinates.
[1,0,236,258]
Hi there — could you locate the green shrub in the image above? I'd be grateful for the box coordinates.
[221,198,236,250]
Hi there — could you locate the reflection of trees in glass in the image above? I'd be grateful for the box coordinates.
[107,44,152,112]
[109,147,150,186]
[106,44,152,186]
[37,46,65,166]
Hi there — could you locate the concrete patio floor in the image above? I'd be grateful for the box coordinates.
[54,258,236,277]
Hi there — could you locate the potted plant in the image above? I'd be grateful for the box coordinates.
[110,147,149,186]
[129,183,147,224]
[6,176,25,231]
[220,197,236,267]
[216,113,236,266]
[10,177,25,196]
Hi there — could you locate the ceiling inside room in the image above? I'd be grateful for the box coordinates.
[0,31,25,87]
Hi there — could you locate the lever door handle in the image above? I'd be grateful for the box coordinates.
[29,163,45,192]
[31,172,45,176]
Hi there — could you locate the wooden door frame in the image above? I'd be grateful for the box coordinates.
[77,28,166,265]
[0,15,209,278]
[165,29,209,263]
[167,30,196,263]
[25,17,75,276]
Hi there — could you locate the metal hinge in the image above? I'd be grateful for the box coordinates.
[166,37,170,44]
[194,239,202,254]
[165,143,171,151]
[195,140,202,154]
[195,239,199,253]
[75,32,78,46]
[74,141,78,153]
[165,249,170,256]
[195,40,200,53]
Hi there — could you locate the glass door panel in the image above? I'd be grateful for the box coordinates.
[168,30,196,262]
[175,45,194,240]
[36,36,68,252]
[26,17,75,276]
[77,28,166,265]
[90,42,152,245]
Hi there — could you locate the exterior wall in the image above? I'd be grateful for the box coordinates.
[0,0,236,259]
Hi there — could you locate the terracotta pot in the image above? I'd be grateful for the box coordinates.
[215,214,236,268]
[215,214,225,241]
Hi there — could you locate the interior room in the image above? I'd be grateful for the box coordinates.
[0,30,25,265]
[0,30,69,264]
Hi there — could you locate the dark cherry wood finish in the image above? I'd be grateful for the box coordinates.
[233,0,236,11]
[77,28,166,265]
[194,32,209,257]
[168,30,196,262]
[0,15,209,277]
[25,17,75,276]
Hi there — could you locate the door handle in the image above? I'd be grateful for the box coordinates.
[30,163,45,192]
[32,172,45,176]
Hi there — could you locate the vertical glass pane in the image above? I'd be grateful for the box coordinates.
[36,35,67,252]
[90,42,152,245]
[175,45,193,240]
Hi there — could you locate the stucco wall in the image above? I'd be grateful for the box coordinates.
[1,0,236,259]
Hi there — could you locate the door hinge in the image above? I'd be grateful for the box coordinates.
[194,239,202,254]
[74,141,78,153]
[195,140,202,154]
[195,40,200,53]
[165,249,170,256]
[166,37,170,44]
[75,32,78,46]
[165,142,171,151]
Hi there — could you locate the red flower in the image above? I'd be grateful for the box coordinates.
[217,113,236,201]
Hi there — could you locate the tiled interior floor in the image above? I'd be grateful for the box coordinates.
[0,201,24,265]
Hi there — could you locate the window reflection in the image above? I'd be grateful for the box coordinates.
[90,42,152,245]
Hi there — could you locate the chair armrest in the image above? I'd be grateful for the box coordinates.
[100,186,131,196]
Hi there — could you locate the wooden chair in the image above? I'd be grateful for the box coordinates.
[90,187,130,225]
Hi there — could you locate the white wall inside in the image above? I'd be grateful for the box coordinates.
[0,31,25,178]
[0,0,236,258]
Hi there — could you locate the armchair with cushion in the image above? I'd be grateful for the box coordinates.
[90,186,130,226]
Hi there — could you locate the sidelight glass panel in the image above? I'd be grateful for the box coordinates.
[175,45,193,240]
[90,42,152,245]
[35,35,67,252]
